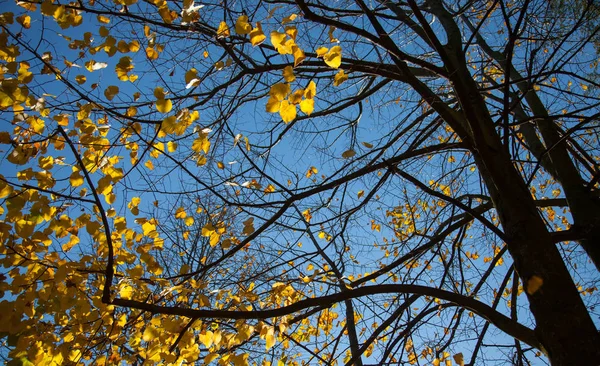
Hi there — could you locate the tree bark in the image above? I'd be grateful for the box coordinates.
[445,51,600,365]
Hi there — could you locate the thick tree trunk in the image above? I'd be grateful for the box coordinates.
[448,68,600,364]
[460,13,600,271]
[520,88,600,271]
[390,2,599,362]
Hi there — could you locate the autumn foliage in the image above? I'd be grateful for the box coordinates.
[1,0,600,365]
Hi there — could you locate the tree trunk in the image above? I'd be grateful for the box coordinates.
[447,58,600,364]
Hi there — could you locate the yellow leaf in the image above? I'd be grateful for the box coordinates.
[281,13,297,24]
[167,141,177,152]
[342,149,356,159]
[97,15,110,24]
[70,171,84,187]
[15,219,35,238]
[104,85,119,101]
[184,217,194,226]
[249,22,266,46]
[357,190,364,199]
[333,69,348,86]
[0,179,13,198]
[75,75,86,84]
[324,46,342,69]
[217,161,225,169]
[299,98,314,115]
[316,46,329,57]
[145,160,154,170]
[120,284,134,299]
[289,89,304,105]
[199,331,214,347]
[304,81,316,99]
[156,99,172,113]
[526,275,543,295]
[279,100,296,123]
[175,207,187,219]
[282,66,295,82]
[271,31,287,51]
[266,96,281,113]
[265,327,276,350]
[143,326,160,342]
[185,68,198,88]
[243,217,255,235]
[16,14,31,28]
[192,135,211,154]
[126,106,137,117]
[216,21,230,38]
[204,353,220,364]
[302,209,312,222]
[235,15,252,35]
[285,26,298,41]
[142,221,157,237]
[115,56,134,81]
[306,166,318,178]
[292,45,305,67]
[146,46,159,60]
[128,197,140,215]
[269,83,291,101]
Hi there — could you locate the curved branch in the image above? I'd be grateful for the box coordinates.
[113,283,541,351]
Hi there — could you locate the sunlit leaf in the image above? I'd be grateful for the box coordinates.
[279,100,296,123]
[323,46,342,68]
[249,22,266,46]
[235,15,252,35]
[216,21,230,38]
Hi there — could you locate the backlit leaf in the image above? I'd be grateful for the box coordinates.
[324,46,342,69]
[249,22,266,46]
[156,99,172,113]
[279,100,296,123]
[235,15,252,35]
[216,21,230,38]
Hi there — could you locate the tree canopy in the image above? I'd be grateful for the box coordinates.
[1,0,600,365]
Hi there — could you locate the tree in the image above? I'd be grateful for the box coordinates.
[1,0,599,365]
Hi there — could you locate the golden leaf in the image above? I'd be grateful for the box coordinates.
[324,46,342,69]
[216,21,230,38]
[333,69,348,86]
[103,85,119,101]
[282,66,295,82]
[279,100,296,123]
[269,83,291,101]
[299,98,314,115]
[69,171,84,187]
[249,22,266,46]
[156,99,172,113]
[292,45,305,67]
[235,15,252,35]
[266,96,280,113]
